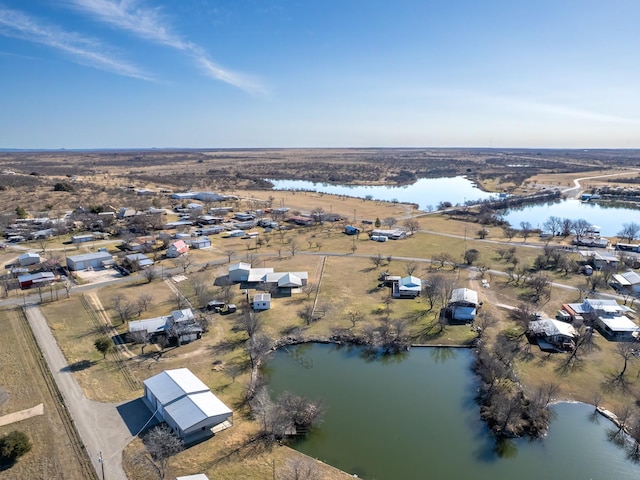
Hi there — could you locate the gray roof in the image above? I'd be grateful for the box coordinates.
[67,251,113,263]
[450,288,478,305]
[144,368,209,406]
[129,317,168,335]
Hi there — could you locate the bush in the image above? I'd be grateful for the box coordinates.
[0,430,32,462]
[53,182,74,192]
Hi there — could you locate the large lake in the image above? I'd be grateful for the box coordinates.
[270,178,633,236]
[265,344,640,480]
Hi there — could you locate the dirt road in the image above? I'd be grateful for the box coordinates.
[24,305,141,480]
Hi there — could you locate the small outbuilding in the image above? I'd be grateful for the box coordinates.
[343,225,360,235]
[393,275,422,298]
[143,368,232,443]
[18,271,55,289]
[253,293,271,310]
[18,253,41,266]
[611,271,640,294]
[190,237,211,249]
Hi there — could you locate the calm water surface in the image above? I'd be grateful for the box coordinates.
[265,344,640,480]
[270,178,636,236]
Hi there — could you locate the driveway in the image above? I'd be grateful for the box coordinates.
[24,305,150,480]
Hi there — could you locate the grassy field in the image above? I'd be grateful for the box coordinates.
[0,307,95,479]
[4,157,640,478]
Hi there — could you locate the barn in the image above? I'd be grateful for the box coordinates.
[66,251,114,271]
[143,368,232,443]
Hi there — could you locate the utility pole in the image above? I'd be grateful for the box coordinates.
[98,451,105,480]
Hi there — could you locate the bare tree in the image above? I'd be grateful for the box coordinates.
[525,273,552,304]
[346,309,363,329]
[172,254,192,274]
[406,261,418,276]
[433,252,452,269]
[371,253,384,269]
[519,221,532,242]
[382,217,397,227]
[224,249,236,263]
[142,424,184,480]
[288,240,299,257]
[113,294,134,324]
[142,267,158,283]
[301,282,316,300]
[190,273,209,308]
[135,293,154,315]
[298,304,315,325]
[237,309,261,339]
[617,222,640,243]
[403,219,420,235]
[280,457,321,480]
[129,330,150,354]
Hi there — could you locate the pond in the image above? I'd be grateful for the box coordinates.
[270,178,637,237]
[500,198,634,237]
[268,177,496,210]
[264,344,640,480]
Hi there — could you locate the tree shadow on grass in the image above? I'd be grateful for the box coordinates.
[210,337,246,356]
[61,359,97,372]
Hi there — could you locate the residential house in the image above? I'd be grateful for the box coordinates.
[124,253,154,269]
[529,318,577,351]
[447,288,479,322]
[567,298,639,340]
[143,368,232,443]
[129,309,202,344]
[611,271,640,294]
[393,276,422,298]
[369,229,407,240]
[167,240,189,258]
[579,250,619,270]
[71,234,94,244]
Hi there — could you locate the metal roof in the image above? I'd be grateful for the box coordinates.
[67,251,113,262]
[144,368,209,406]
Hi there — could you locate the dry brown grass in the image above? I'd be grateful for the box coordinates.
[0,307,91,479]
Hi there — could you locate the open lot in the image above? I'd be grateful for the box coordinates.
[0,307,94,479]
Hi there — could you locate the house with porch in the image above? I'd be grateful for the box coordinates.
[529,318,577,351]
[611,270,640,294]
[129,309,202,344]
[392,276,422,298]
[567,298,639,340]
[447,288,479,322]
[143,368,232,444]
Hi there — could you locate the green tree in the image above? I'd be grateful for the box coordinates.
[463,248,480,265]
[374,217,381,228]
[0,430,32,462]
[94,336,114,359]
[15,206,27,219]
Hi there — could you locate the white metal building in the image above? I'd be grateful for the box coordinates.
[143,368,232,443]
[66,251,114,271]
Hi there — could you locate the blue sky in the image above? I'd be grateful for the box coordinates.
[0,0,639,149]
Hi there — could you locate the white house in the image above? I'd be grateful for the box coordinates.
[393,276,422,298]
[529,318,577,351]
[447,288,479,322]
[143,368,232,443]
[253,293,271,310]
[568,298,639,340]
[129,309,202,344]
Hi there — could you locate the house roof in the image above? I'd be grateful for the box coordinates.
[125,253,153,266]
[229,262,251,272]
[247,268,275,282]
[144,368,210,406]
[599,315,640,332]
[176,475,210,480]
[399,276,422,291]
[144,369,232,432]
[18,272,55,284]
[18,253,40,260]
[613,271,640,286]
[67,251,113,263]
[529,319,577,338]
[264,271,308,286]
[253,293,271,302]
[450,288,478,305]
[129,316,168,335]
[171,309,195,323]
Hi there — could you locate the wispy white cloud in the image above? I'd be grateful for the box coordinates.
[0,5,152,80]
[65,0,266,94]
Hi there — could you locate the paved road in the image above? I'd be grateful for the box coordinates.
[24,305,145,480]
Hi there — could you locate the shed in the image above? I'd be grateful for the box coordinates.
[18,253,41,266]
[191,237,211,249]
[124,253,154,269]
[344,225,360,235]
[253,293,271,310]
[393,276,422,298]
[71,234,94,244]
[228,262,252,282]
[18,271,55,289]
[66,251,114,271]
